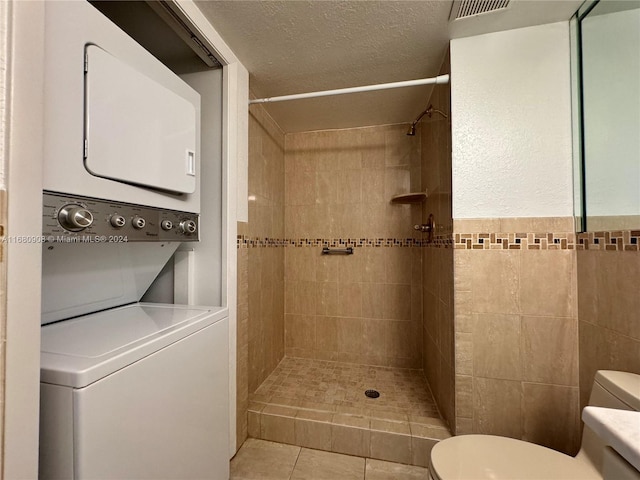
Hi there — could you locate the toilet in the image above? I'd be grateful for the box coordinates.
[429,371,640,480]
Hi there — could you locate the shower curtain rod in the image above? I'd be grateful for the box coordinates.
[249,74,450,105]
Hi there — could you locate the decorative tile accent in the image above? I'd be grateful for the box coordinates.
[576,231,640,251]
[452,229,640,251]
[237,235,453,249]
[454,232,576,250]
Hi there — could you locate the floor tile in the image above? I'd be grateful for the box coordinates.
[290,448,365,480]
[248,357,450,467]
[365,458,429,480]
[251,357,438,419]
[230,438,300,480]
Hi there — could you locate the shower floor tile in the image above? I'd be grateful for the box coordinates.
[248,357,450,467]
[253,357,441,419]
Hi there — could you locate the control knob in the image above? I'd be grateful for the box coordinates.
[58,205,94,231]
[110,215,126,228]
[179,220,197,235]
[132,216,146,229]
[161,220,173,231]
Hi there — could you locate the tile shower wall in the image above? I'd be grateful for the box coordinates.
[237,102,286,449]
[283,125,423,368]
[577,247,640,410]
[453,217,580,456]
[420,51,455,431]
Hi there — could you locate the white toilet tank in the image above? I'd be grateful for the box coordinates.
[588,371,640,411]
[578,371,640,474]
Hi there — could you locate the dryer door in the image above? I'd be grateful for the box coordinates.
[84,45,197,194]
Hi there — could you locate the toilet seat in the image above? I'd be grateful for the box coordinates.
[429,435,600,480]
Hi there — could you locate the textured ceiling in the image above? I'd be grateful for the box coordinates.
[194,0,582,133]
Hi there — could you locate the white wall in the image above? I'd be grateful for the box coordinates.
[582,8,640,218]
[451,22,574,219]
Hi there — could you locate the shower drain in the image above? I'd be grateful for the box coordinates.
[365,389,380,399]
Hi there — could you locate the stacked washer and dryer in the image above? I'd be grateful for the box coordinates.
[38,2,229,479]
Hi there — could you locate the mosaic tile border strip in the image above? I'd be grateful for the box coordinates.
[576,231,640,251]
[237,235,453,248]
[454,230,640,251]
[237,230,640,251]
[455,232,576,250]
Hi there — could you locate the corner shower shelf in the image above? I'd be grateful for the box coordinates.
[390,191,428,204]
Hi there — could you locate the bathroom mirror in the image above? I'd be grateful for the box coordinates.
[573,0,640,232]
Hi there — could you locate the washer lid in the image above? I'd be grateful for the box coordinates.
[41,303,228,388]
[429,435,599,480]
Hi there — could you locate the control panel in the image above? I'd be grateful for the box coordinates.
[43,192,199,242]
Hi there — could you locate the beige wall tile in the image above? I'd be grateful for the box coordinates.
[520,250,575,318]
[596,252,640,340]
[576,250,598,327]
[384,167,412,200]
[411,285,422,323]
[530,216,575,232]
[523,383,580,455]
[337,317,363,354]
[473,377,523,439]
[455,333,473,375]
[285,314,315,351]
[362,169,386,204]
[522,316,578,386]
[370,429,412,465]
[410,437,437,468]
[337,169,363,205]
[316,254,339,283]
[473,314,522,381]
[453,218,501,234]
[455,417,473,435]
[286,169,316,206]
[261,411,296,445]
[286,247,316,282]
[385,321,415,360]
[315,170,339,205]
[499,217,536,233]
[361,131,386,169]
[315,316,338,353]
[248,410,261,438]
[453,250,472,292]
[331,424,370,458]
[362,248,387,283]
[285,281,317,315]
[362,319,387,357]
[607,328,640,376]
[455,375,473,418]
[337,254,363,284]
[362,283,385,319]
[316,282,338,317]
[471,251,520,315]
[337,283,362,318]
[294,415,332,451]
[383,284,411,321]
[384,248,413,285]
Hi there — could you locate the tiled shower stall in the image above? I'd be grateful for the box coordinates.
[236,55,454,468]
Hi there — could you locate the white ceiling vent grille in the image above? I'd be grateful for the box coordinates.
[450,0,510,20]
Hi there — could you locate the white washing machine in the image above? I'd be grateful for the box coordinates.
[39,2,229,479]
[39,303,229,480]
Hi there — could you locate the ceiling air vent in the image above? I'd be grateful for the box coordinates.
[450,0,510,20]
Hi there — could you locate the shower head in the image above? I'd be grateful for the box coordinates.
[406,104,448,136]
